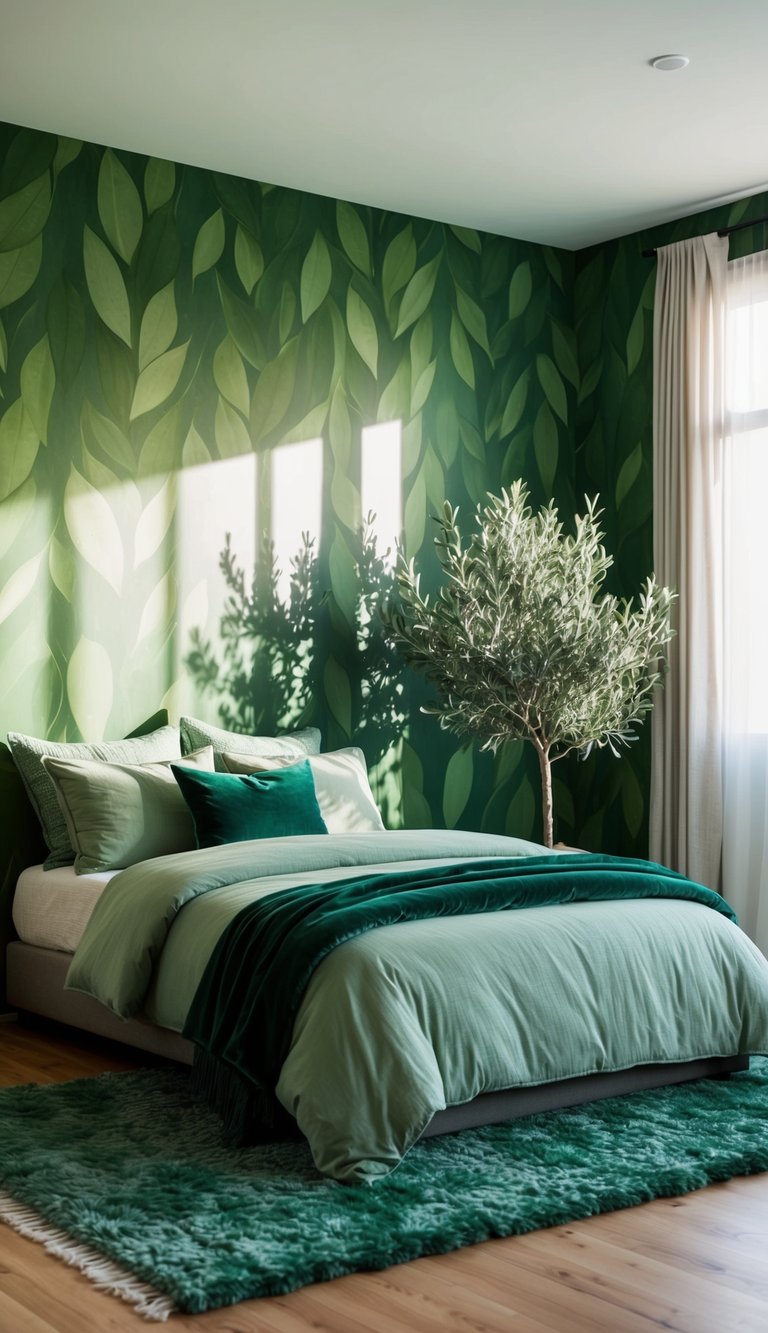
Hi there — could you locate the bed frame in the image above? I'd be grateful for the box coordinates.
[6,939,748,1137]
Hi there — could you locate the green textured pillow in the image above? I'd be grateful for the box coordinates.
[42,746,215,874]
[179,716,321,771]
[172,759,327,848]
[7,716,181,870]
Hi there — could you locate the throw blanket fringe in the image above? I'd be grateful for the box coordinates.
[0,1191,175,1321]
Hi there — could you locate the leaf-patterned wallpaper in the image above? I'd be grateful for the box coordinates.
[0,120,577,846]
[4,116,763,857]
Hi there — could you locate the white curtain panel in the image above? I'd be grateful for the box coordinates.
[721,249,768,956]
[650,234,729,891]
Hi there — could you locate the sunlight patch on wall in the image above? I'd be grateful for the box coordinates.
[361,420,402,568]
[271,438,323,601]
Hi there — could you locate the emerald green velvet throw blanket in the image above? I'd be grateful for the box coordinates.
[183,853,736,1141]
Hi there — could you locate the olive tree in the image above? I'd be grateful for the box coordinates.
[381,482,674,847]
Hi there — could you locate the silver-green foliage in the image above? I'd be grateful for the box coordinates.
[382,482,675,846]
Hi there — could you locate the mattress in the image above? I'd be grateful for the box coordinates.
[12,864,116,953]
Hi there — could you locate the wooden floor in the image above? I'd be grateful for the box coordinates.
[0,1020,767,1333]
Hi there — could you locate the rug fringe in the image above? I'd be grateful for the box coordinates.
[0,1191,176,1321]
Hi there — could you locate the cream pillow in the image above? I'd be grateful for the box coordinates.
[220,747,385,834]
[42,746,215,874]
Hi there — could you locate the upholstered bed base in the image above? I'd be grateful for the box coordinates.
[5,939,749,1137]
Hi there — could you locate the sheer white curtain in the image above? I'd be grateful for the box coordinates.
[650,234,729,891]
[722,250,768,956]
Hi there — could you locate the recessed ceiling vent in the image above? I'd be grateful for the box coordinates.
[650,54,690,71]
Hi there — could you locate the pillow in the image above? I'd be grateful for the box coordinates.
[172,759,327,848]
[7,718,182,870]
[42,747,216,874]
[221,747,385,834]
[179,716,321,771]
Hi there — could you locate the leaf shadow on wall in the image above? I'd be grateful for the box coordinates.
[184,525,407,825]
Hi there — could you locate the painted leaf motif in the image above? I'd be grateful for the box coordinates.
[409,313,433,384]
[449,311,475,388]
[336,200,371,275]
[192,208,225,281]
[139,400,185,475]
[500,369,529,437]
[449,224,482,253]
[536,353,568,425]
[0,475,35,558]
[47,276,85,389]
[0,174,52,251]
[0,399,39,501]
[402,414,423,477]
[136,572,174,647]
[401,739,432,828]
[81,400,134,471]
[217,275,265,369]
[234,226,264,295]
[456,287,491,356]
[410,359,436,416]
[506,773,535,840]
[278,283,296,344]
[215,395,251,458]
[328,530,358,625]
[48,534,76,602]
[182,424,212,468]
[138,282,178,371]
[67,637,113,741]
[508,260,532,319]
[395,254,440,337]
[213,337,250,417]
[622,762,644,839]
[443,746,474,828]
[382,224,416,309]
[52,137,82,178]
[83,226,132,346]
[551,322,579,388]
[64,464,124,594]
[0,235,42,309]
[0,552,42,626]
[615,441,643,509]
[0,316,5,372]
[403,460,427,554]
[300,231,332,322]
[377,355,410,422]
[323,656,352,737]
[533,401,558,494]
[20,336,55,443]
[130,342,188,419]
[98,149,143,264]
[626,302,645,376]
[250,339,298,439]
[346,285,378,377]
[283,399,329,445]
[134,479,174,567]
[144,158,175,214]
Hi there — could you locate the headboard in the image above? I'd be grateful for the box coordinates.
[0,709,170,1010]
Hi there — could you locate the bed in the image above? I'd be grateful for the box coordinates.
[3,715,768,1183]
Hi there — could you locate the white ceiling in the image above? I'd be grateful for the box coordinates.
[2,0,768,251]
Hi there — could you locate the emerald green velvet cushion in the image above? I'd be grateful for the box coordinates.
[171,760,328,848]
[6,712,180,870]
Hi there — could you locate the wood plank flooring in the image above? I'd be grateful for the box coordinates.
[0,1018,766,1332]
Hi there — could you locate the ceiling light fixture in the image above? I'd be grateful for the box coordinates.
[650,54,690,71]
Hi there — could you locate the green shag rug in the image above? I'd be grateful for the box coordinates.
[0,1061,767,1319]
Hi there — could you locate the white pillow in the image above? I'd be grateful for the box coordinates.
[220,747,385,834]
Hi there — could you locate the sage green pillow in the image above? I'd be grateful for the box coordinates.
[172,759,327,848]
[42,747,215,874]
[7,717,182,870]
[179,715,321,771]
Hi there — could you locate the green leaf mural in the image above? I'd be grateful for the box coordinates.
[8,114,757,886]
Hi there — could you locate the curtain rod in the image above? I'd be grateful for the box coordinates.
[641,211,768,259]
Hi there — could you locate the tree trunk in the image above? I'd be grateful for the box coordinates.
[535,742,554,848]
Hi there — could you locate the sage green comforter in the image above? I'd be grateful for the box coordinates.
[66,831,768,1181]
